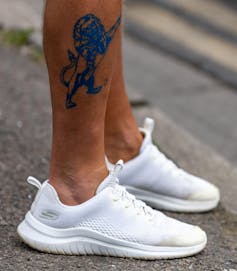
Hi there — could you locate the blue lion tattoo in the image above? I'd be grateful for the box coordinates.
[60,14,121,109]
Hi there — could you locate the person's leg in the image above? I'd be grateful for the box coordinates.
[105,28,143,164]
[17,1,207,257]
[44,0,121,205]
[105,22,219,213]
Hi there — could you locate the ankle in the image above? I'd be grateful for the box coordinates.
[49,163,108,205]
[105,130,143,163]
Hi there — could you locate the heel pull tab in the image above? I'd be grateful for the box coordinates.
[27,176,42,190]
[144,118,155,134]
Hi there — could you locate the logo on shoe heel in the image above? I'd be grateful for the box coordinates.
[39,210,59,221]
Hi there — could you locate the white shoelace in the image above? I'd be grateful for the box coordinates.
[111,160,155,220]
[114,184,154,218]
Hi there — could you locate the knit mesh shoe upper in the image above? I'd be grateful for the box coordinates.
[106,118,220,212]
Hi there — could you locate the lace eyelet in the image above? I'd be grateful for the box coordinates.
[112,197,119,202]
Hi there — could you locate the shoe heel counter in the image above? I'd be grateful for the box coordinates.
[30,182,60,222]
[30,188,41,214]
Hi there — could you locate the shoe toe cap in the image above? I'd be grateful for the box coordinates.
[188,182,220,202]
[169,226,207,247]
[158,215,207,247]
[160,225,207,247]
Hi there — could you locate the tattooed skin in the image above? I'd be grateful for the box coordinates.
[60,14,121,109]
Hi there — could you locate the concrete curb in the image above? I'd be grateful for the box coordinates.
[124,18,237,90]
[131,104,237,214]
[151,0,237,46]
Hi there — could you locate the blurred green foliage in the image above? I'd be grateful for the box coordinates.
[2,29,33,46]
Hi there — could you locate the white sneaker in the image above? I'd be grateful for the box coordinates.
[107,118,220,213]
[17,161,207,259]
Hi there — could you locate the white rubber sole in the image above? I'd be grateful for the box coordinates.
[17,212,207,259]
[125,186,219,213]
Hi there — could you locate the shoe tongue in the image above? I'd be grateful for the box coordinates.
[96,174,117,194]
